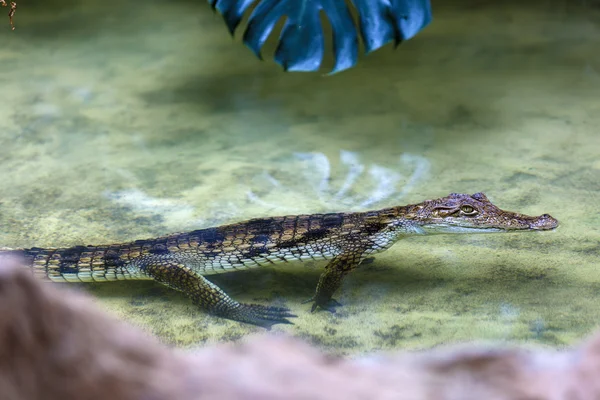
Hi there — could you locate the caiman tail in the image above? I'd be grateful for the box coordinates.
[0,247,44,279]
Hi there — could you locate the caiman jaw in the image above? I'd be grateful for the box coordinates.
[483,210,559,231]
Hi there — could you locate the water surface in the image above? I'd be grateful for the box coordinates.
[0,0,598,354]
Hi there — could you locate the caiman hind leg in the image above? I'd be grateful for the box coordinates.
[139,261,296,329]
[304,252,364,313]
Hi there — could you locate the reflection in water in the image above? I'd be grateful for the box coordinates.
[247,151,431,213]
[104,151,430,230]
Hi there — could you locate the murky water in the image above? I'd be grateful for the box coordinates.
[0,0,599,354]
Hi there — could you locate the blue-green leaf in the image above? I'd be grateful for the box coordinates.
[209,0,432,73]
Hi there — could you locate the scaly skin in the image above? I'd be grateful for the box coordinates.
[0,192,558,329]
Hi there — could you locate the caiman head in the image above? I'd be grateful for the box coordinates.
[399,192,558,234]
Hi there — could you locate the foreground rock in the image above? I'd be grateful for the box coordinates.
[0,257,597,400]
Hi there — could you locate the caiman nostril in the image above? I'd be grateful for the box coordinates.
[531,214,559,230]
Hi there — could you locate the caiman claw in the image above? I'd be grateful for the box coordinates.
[302,297,343,313]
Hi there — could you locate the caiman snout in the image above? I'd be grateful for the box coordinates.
[528,213,559,230]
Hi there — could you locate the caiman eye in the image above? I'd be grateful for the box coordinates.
[460,205,477,215]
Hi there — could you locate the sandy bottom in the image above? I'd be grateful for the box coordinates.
[0,0,598,354]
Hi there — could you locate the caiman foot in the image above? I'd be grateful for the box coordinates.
[302,297,343,313]
[225,303,297,330]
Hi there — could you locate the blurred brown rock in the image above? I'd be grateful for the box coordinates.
[0,256,598,400]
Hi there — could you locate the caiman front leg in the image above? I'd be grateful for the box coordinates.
[138,260,296,329]
[305,251,365,313]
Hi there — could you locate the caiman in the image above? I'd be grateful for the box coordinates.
[0,192,558,329]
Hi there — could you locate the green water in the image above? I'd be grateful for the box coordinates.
[0,0,598,354]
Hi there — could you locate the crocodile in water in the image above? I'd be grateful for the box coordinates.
[0,192,558,329]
